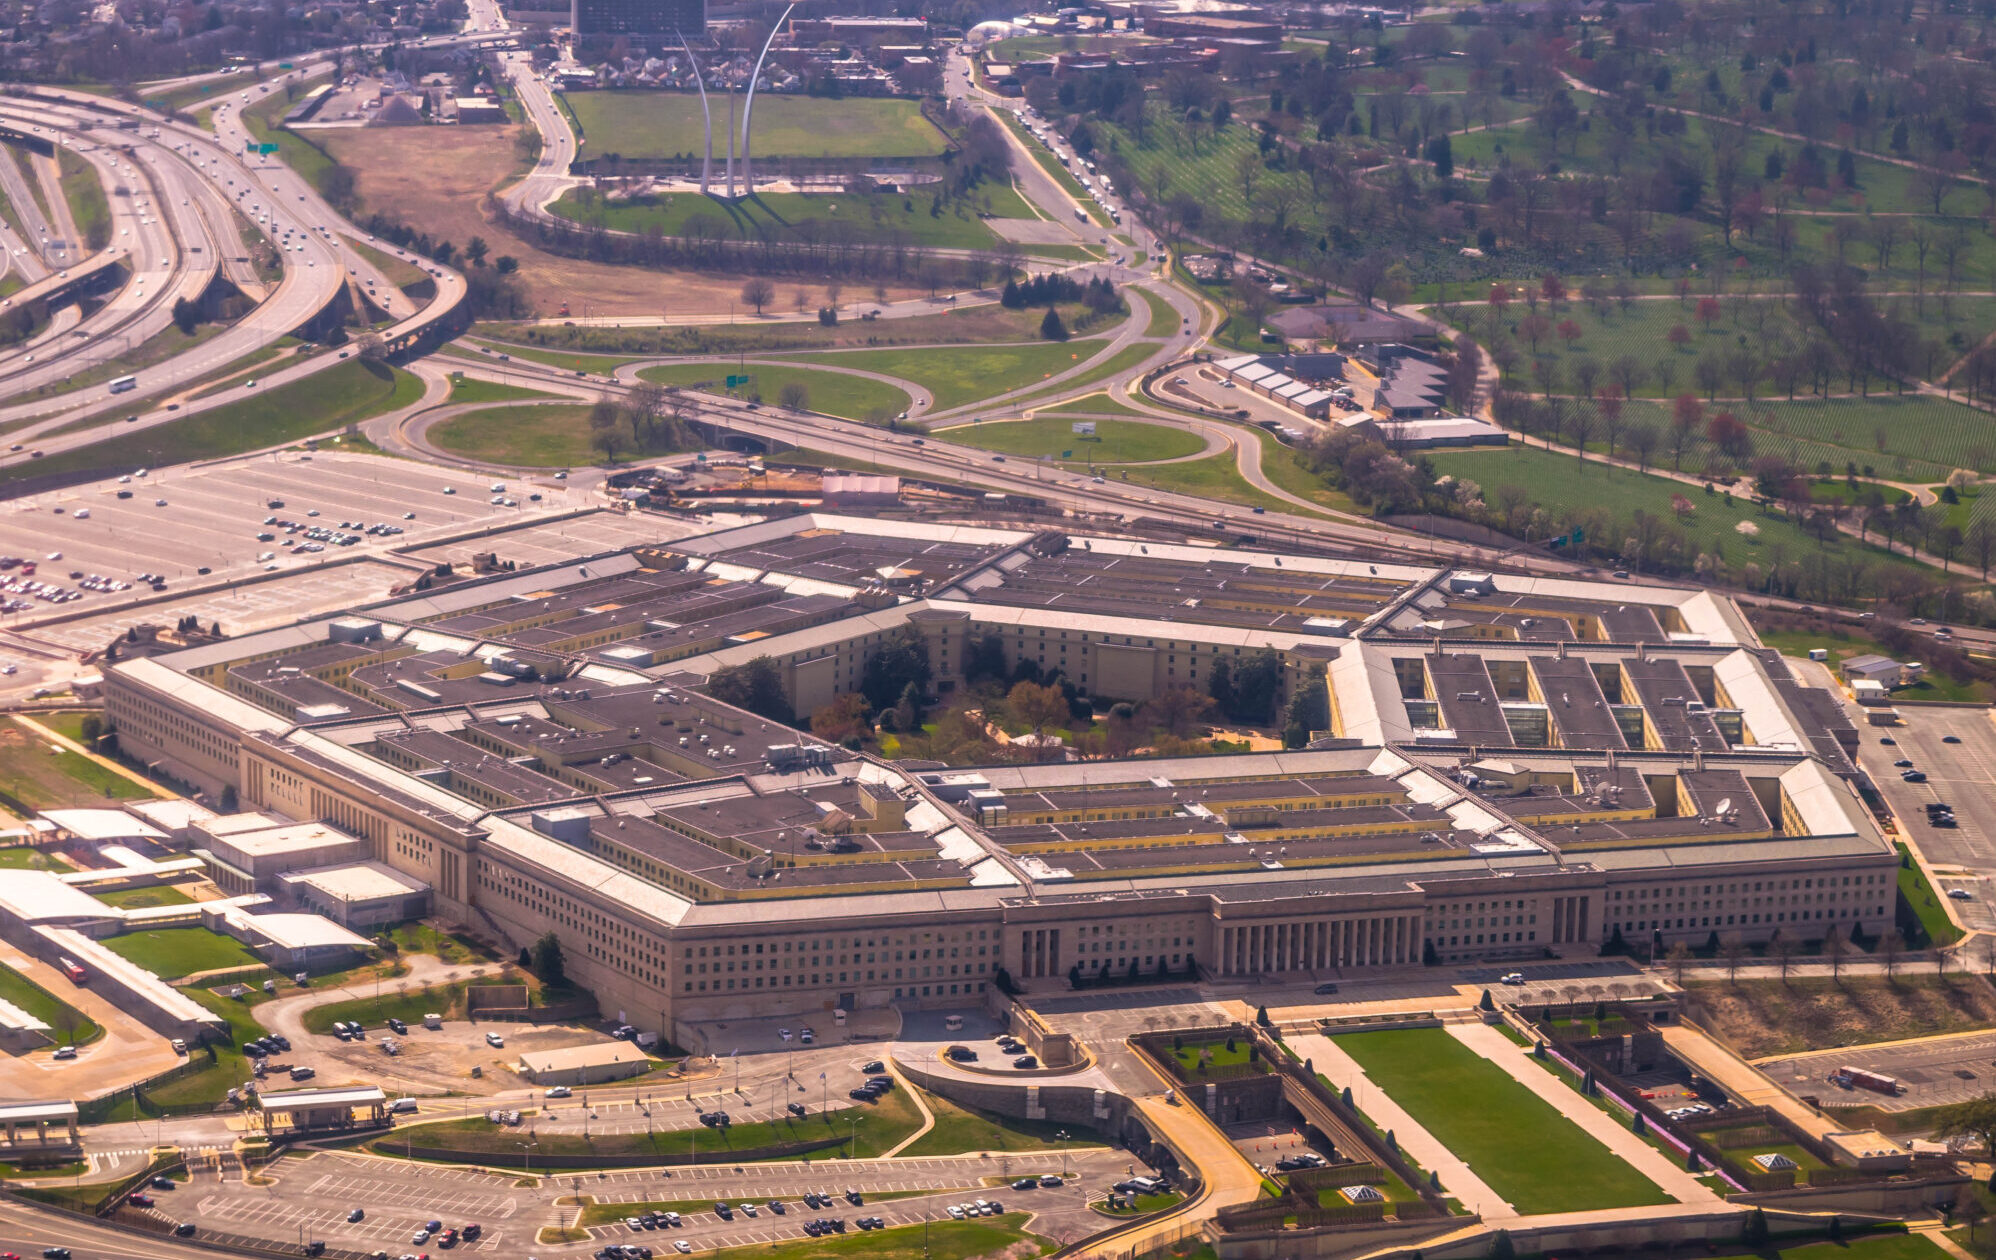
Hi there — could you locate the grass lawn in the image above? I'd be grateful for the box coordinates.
[92,884,195,909]
[35,712,91,742]
[993,113,1108,228]
[0,718,154,809]
[55,148,108,249]
[1137,289,1184,339]
[240,76,340,197]
[342,236,431,289]
[563,93,944,161]
[637,361,911,422]
[300,978,484,1034]
[1424,442,1932,583]
[695,1213,1047,1260]
[383,921,501,964]
[897,1089,1107,1159]
[101,927,264,980]
[1006,342,1164,410]
[0,846,55,869]
[1173,1039,1256,1071]
[1037,392,1152,420]
[1718,394,1991,482]
[938,416,1203,463]
[1899,842,1964,946]
[447,376,559,405]
[460,341,638,374]
[0,964,100,1045]
[0,361,420,489]
[386,1084,924,1162]
[1110,450,1290,514]
[552,185,1028,252]
[429,404,624,467]
[1336,1027,1673,1214]
[788,341,1110,412]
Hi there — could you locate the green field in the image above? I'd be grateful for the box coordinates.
[563,93,944,161]
[1424,442,1929,581]
[0,360,420,489]
[786,340,1112,412]
[1111,450,1290,514]
[447,376,559,405]
[428,403,697,468]
[1335,1027,1673,1214]
[694,1214,1046,1260]
[1714,394,1991,480]
[0,718,154,809]
[1898,843,1965,947]
[939,416,1203,463]
[896,1091,1105,1160]
[100,928,265,981]
[552,185,1033,252]
[93,884,195,909]
[0,964,100,1046]
[637,361,912,422]
[1037,392,1152,420]
[0,846,56,869]
[55,148,109,250]
[300,978,480,1034]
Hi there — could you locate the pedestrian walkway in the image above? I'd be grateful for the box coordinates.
[1287,1030,1515,1220]
[1448,1023,1717,1205]
[1660,1024,1837,1142]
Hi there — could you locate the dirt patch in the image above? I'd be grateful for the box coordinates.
[319,126,922,318]
[1682,975,1996,1059]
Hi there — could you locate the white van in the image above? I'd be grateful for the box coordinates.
[423,1012,442,1029]
[390,1097,418,1114]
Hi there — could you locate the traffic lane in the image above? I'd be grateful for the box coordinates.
[1758,1029,1996,1111]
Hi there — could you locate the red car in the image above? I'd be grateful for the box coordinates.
[129,1193,154,1207]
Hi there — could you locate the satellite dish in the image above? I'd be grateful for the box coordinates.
[1714,797,1733,815]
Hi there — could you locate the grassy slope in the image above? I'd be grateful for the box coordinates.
[0,360,420,488]
[937,416,1202,462]
[784,340,1111,412]
[563,94,944,162]
[637,361,912,422]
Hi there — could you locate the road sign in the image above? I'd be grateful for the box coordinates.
[1061,450,1073,459]
[725,374,749,388]
[258,142,279,155]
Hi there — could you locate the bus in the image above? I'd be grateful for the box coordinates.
[109,375,138,395]
[57,957,88,984]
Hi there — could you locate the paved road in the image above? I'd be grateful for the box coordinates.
[1759,1028,1996,1112]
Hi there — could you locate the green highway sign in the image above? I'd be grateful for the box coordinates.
[725,374,749,387]
[259,142,279,155]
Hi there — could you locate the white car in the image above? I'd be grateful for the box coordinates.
[485,1031,505,1048]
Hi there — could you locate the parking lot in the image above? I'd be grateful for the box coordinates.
[183,1141,1134,1256]
[1758,1029,1996,1111]
[0,450,581,619]
[1851,705,1996,932]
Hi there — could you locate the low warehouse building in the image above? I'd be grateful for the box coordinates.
[517,1041,653,1086]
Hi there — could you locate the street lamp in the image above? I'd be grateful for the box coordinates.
[1056,1129,1069,1177]
[518,1139,538,1179]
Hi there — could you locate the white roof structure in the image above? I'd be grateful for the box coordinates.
[0,870,120,925]
[124,800,217,833]
[278,861,429,904]
[39,810,166,844]
[209,822,359,859]
[217,909,372,952]
[517,1041,648,1075]
[0,1102,75,1124]
[256,1085,385,1109]
[0,996,50,1034]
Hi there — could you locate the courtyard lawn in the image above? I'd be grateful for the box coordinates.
[100,927,264,980]
[92,884,195,909]
[0,846,55,869]
[562,93,944,161]
[637,361,911,422]
[0,964,100,1045]
[1336,1027,1673,1214]
[939,416,1204,463]
[784,340,1112,412]
[0,718,154,810]
[551,185,1032,252]
[1899,842,1964,947]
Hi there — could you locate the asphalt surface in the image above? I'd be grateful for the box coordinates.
[1759,1029,1996,1112]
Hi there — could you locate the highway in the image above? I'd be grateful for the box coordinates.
[0,83,470,471]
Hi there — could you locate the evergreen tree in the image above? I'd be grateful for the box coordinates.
[1040,307,1068,342]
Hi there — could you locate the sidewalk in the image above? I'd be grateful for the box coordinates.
[1288,1030,1515,1220]
[1450,1023,1717,1205]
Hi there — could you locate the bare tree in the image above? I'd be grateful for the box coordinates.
[740,277,775,315]
[1722,935,1747,984]
[1880,929,1905,981]
[1770,930,1797,983]
[1824,924,1846,983]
